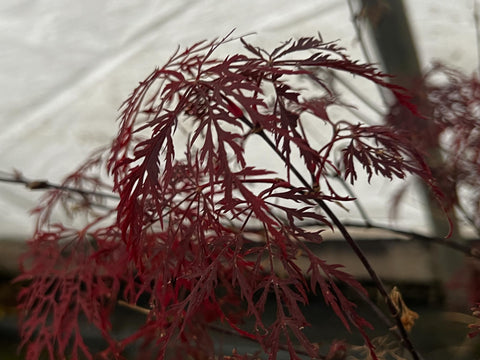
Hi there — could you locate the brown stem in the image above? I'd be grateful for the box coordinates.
[238,115,423,360]
[340,221,480,260]
[0,171,118,200]
[118,300,327,359]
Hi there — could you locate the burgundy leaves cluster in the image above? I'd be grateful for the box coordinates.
[386,64,480,225]
[17,34,437,359]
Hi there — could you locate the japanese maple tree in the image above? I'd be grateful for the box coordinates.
[16,33,443,360]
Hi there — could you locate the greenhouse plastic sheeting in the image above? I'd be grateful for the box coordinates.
[0,0,477,238]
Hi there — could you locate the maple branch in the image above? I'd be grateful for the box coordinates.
[0,170,119,200]
[321,174,479,259]
[474,0,480,74]
[117,299,150,315]
[327,70,385,117]
[346,0,389,106]
[340,220,480,261]
[347,0,374,66]
[302,69,379,125]
[455,203,480,237]
[238,115,423,360]
[314,196,423,360]
[209,323,327,360]
[327,172,373,226]
[118,300,328,359]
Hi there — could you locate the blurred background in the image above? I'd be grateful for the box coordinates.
[1,1,480,358]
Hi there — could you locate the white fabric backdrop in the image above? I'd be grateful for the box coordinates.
[0,0,477,238]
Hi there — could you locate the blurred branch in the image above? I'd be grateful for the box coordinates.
[346,0,390,105]
[328,70,386,117]
[474,0,480,74]
[327,172,373,227]
[118,299,328,359]
[456,204,480,237]
[0,170,118,200]
[340,221,480,260]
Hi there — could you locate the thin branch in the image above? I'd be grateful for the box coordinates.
[314,194,423,360]
[346,0,390,106]
[455,203,480,237]
[328,70,386,117]
[0,171,119,200]
[347,0,374,65]
[301,68,382,124]
[342,102,376,125]
[117,300,327,359]
[237,114,423,360]
[117,299,150,315]
[474,0,480,74]
[209,324,327,360]
[327,172,373,226]
[340,220,480,260]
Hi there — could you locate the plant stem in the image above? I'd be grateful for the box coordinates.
[0,171,118,200]
[327,172,373,226]
[238,115,423,360]
[346,0,389,106]
[118,300,328,359]
[340,220,480,260]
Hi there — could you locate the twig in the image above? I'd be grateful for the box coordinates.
[302,69,379,125]
[340,220,480,260]
[0,170,119,200]
[455,203,480,237]
[117,300,327,359]
[117,299,150,315]
[474,0,480,75]
[346,0,390,106]
[327,172,373,227]
[237,114,423,360]
[209,323,327,360]
[346,0,375,65]
[328,70,386,117]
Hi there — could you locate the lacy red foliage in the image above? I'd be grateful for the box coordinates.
[386,64,480,226]
[17,34,437,359]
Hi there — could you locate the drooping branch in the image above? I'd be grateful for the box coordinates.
[16,33,453,360]
[235,110,423,360]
